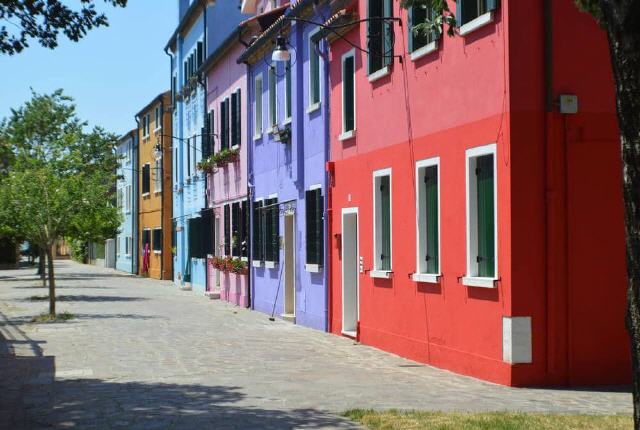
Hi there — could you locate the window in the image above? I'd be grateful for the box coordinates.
[409,4,437,53]
[154,158,162,193]
[305,187,323,269]
[142,114,150,138]
[142,164,150,195]
[457,0,498,33]
[116,235,121,256]
[367,0,393,75]
[152,228,162,253]
[254,74,263,138]
[414,158,440,282]
[241,199,248,258]
[231,89,241,148]
[341,50,356,136]
[224,204,231,256]
[142,229,151,252]
[154,106,162,131]
[117,188,123,209]
[232,202,241,257]
[253,200,263,262]
[464,144,497,287]
[308,31,321,108]
[284,64,292,121]
[186,138,191,177]
[373,169,392,275]
[197,40,204,68]
[174,147,178,183]
[264,197,279,264]
[122,143,130,164]
[220,98,230,150]
[172,75,177,105]
[125,185,132,213]
[268,67,277,128]
[126,237,132,256]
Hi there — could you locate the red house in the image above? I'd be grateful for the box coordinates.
[326,0,630,386]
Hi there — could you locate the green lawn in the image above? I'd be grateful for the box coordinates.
[343,409,633,430]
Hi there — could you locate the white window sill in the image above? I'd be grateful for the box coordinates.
[142,192,150,197]
[154,127,162,132]
[370,270,393,279]
[252,260,263,268]
[459,11,494,36]
[368,66,391,83]
[253,133,262,141]
[462,276,497,288]
[410,40,438,62]
[153,250,162,254]
[154,190,162,195]
[241,257,248,262]
[231,144,240,150]
[267,126,277,135]
[306,102,321,114]
[265,261,278,269]
[305,264,322,273]
[339,130,356,141]
[412,273,441,284]
[283,117,292,126]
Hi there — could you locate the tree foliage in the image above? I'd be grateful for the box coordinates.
[0,90,120,315]
[0,0,128,55]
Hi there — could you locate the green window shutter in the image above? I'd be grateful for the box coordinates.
[232,202,240,256]
[231,91,238,147]
[343,56,355,132]
[235,89,242,147]
[383,0,393,67]
[241,199,248,258]
[271,199,280,263]
[311,45,320,104]
[315,189,324,266]
[456,0,463,26]
[425,166,439,274]
[253,201,263,261]
[224,204,231,256]
[476,154,495,277]
[380,176,391,270]
[305,190,315,264]
[367,0,383,74]
[408,7,414,53]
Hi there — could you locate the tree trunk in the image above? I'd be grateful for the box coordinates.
[39,248,46,288]
[46,245,56,317]
[601,2,640,427]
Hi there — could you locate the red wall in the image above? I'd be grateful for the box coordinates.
[327,0,630,386]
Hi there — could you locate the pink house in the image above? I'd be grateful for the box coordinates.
[203,31,250,306]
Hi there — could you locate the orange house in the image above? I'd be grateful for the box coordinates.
[136,92,173,280]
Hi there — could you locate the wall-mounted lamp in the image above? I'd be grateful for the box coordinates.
[272,34,291,62]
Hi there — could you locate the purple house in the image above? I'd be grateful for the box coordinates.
[239,0,330,330]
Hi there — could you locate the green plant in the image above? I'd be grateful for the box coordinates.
[31,311,74,323]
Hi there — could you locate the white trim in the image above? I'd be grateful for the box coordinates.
[306,102,321,114]
[268,193,278,199]
[305,263,321,273]
[308,27,322,108]
[370,270,393,279]
[341,48,356,135]
[284,63,292,121]
[342,330,357,338]
[268,66,278,129]
[462,276,497,288]
[415,157,441,278]
[412,273,440,283]
[254,73,263,138]
[265,261,277,269]
[308,184,322,191]
[410,40,438,62]
[283,117,292,126]
[252,260,263,267]
[459,11,494,36]
[373,168,392,272]
[339,130,356,141]
[341,207,359,335]
[368,65,390,83]
[465,143,498,282]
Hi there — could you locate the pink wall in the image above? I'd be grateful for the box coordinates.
[206,41,250,306]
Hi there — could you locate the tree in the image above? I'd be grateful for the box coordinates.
[0,0,128,55]
[0,90,120,316]
[401,0,640,426]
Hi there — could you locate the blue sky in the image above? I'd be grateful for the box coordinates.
[0,0,176,137]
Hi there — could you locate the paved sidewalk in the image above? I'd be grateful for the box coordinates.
[0,260,632,429]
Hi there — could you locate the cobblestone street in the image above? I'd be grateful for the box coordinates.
[0,260,632,429]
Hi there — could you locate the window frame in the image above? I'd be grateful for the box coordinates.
[252,198,264,266]
[154,106,162,132]
[307,28,321,112]
[408,4,439,61]
[152,228,163,253]
[284,63,292,123]
[268,66,277,130]
[264,194,279,268]
[463,143,498,288]
[153,158,162,193]
[305,185,323,272]
[413,157,441,283]
[142,163,151,196]
[253,73,264,140]
[125,236,132,257]
[340,49,356,140]
[371,168,392,278]
[367,0,393,79]
[458,0,497,36]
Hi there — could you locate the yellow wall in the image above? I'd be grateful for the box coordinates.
[138,92,173,280]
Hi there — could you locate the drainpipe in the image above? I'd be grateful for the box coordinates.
[165,44,175,281]
[202,1,209,292]
[322,36,331,333]
[247,62,255,310]
[160,97,165,280]
[134,115,141,276]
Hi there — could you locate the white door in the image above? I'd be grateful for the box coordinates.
[342,208,359,336]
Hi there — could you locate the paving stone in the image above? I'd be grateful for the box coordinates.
[0,260,633,430]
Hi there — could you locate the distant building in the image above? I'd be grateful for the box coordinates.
[115,130,138,274]
[136,92,173,280]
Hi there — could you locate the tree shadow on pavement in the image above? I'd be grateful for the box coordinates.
[22,295,147,303]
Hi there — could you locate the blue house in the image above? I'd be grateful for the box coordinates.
[166,0,249,291]
[239,0,330,330]
[115,129,138,274]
